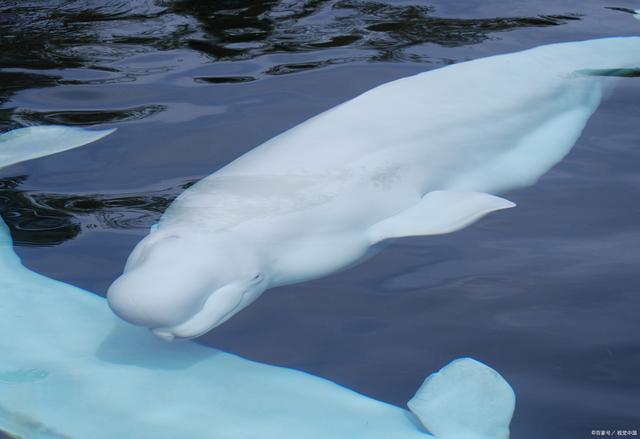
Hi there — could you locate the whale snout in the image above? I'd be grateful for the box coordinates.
[107,284,150,326]
[107,271,261,341]
[106,231,267,341]
[106,272,198,330]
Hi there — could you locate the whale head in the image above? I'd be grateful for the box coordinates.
[107,228,267,341]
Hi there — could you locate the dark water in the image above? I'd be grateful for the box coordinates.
[1,1,640,437]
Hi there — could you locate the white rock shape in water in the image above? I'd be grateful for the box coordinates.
[0,125,115,169]
[106,37,640,339]
[0,217,515,439]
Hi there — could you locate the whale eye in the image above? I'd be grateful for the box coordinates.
[251,273,263,282]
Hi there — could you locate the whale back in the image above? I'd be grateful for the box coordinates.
[163,37,640,233]
[217,37,640,177]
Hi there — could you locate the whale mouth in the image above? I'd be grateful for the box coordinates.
[152,306,239,341]
[151,284,246,341]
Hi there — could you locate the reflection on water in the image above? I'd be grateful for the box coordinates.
[0,0,576,70]
[170,0,577,63]
[0,176,79,246]
[0,0,576,129]
[0,176,194,246]
[14,104,167,126]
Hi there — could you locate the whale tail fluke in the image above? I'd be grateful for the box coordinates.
[408,358,515,439]
[0,125,116,170]
[506,36,640,81]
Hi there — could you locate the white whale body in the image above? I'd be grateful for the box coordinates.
[107,37,640,340]
[0,125,115,169]
[0,216,515,439]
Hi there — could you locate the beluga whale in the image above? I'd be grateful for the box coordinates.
[0,125,115,169]
[107,36,640,340]
[0,122,518,438]
[0,213,516,439]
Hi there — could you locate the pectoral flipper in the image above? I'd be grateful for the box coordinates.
[368,190,515,244]
[408,358,515,439]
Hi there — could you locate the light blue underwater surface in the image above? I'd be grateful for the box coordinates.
[1,1,640,438]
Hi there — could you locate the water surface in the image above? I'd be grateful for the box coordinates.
[1,1,639,438]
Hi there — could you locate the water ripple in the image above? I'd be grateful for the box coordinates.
[0,176,195,246]
[1,1,579,80]
[0,0,584,128]
[13,105,166,126]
